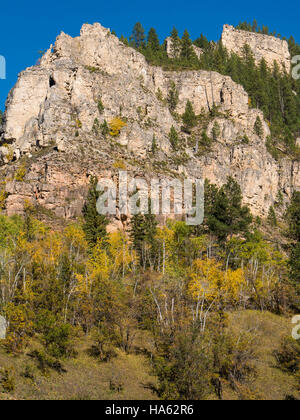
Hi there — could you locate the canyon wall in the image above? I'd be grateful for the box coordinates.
[0,23,298,224]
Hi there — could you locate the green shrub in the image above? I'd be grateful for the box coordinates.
[98,98,104,114]
[0,368,15,393]
[275,337,300,374]
[212,121,221,141]
[36,310,75,359]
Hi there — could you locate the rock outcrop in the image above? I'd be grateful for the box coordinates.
[0,23,298,223]
[221,24,291,72]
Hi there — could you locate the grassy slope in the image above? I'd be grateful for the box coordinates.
[0,338,157,401]
[0,311,298,400]
[225,311,299,400]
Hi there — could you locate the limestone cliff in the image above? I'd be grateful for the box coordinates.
[0,23,298,223]
[221,24,291,72]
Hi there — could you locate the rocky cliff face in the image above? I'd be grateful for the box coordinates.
[221,25,291,72]
[0,23,298,224]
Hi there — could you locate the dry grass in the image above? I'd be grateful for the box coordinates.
[0,311,299,400]
[0,338,157,400]
[225,310,299,400]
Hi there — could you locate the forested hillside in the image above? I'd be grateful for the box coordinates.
[0,176,299,400]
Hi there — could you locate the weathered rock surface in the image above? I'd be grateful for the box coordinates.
[221,25,291,72]
[0,23,298,223]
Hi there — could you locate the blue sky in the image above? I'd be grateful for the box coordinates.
[0,0,299,110]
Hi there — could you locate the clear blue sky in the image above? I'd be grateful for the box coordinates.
[0,0,299,110]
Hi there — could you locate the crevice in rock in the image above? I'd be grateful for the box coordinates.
[49,76,56,87]
[220,89,224,104]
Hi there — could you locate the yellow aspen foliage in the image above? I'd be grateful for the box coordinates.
[88,239,112,282]
[4,303,33,353]
[109,118,127,136]
[108,231,138,276]
[188,258,246,304]
[224,268,246,303]
[189,259,223,301]
[155,226,175,274]
[64,224,88,252]
[74,273,90,296]
[30,232,63,267]
[155,226,174,247]
[190,235,210,258]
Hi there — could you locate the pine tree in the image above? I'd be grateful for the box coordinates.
[205,177,252,241]
[24,202,35,242]
[167,81,179,112]
[290,243,300,292]
[194,34,210,50]
[151,135,158,154]
[287,191,300,242]
[82,176,109,248]
[180,30,197,61]
[212,121,221,141]
[254,116,264,137]
[287,191,300,304]
[182,100,197,132]
[129,209,158,267]
[169,126,180,150]
[130,22,146,49]
[170,27,181,58]
[267,206,277,226]
[147,28,160,53]
[252,19,258,33]
[101,120,109,137]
